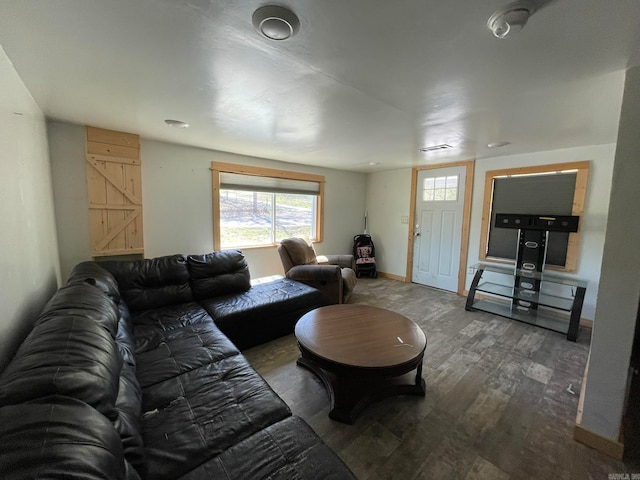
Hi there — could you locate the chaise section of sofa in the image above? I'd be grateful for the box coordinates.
[0,251,354,479]
[127,302,292,480]
[102,250,324,350]
[180,416,355,480]
[199,277,324,349]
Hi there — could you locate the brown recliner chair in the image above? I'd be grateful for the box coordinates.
[277,237,357,305]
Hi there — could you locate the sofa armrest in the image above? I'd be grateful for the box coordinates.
[319,254,355,270]
[285,265,343,305]
[286,265,341,284]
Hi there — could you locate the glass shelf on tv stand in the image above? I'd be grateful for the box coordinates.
[465,262,587,341]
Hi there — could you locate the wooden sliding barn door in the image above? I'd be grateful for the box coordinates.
[86,126,144,257]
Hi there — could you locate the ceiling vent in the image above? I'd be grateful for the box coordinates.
[419,144,453,153]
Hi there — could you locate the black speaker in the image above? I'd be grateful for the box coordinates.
[495,214,579,233]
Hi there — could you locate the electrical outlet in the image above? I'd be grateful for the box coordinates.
[467,267,475,274]
[401,216,409,224]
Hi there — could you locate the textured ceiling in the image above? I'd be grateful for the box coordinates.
[1,0,639,171]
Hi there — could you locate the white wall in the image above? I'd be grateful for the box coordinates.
[366,143,616,320]
[366,168,412,278]
[580,66,640,441]
[142,139,367,277]
[48,126,367,279]
[0,46,61,371]
[48,122,91,278]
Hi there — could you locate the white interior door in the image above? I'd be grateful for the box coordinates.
[412,165,466,292]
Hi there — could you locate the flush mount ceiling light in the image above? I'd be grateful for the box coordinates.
[252,5,300,41]
[487,1,536,39]
[164,119,189,128]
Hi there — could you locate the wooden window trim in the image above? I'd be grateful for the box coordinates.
[479,161,590,272]
[211,161,325,250]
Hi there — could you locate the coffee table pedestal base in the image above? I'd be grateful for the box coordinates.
[297,355,426,424]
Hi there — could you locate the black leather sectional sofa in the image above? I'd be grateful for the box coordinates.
[0,251,355,479]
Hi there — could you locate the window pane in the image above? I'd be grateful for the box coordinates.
[275,193,314,241]
[220,190,317,248]
[423,176,460,202]
[220,190,273,248]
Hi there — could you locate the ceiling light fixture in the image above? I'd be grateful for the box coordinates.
[164,119,189,128]
[487,1,535,39]
[252,5,300,41]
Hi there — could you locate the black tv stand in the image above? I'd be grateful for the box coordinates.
[466,262,587,341]
[466,213,587,341]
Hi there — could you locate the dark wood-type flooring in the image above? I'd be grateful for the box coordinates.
[244,277,640,479]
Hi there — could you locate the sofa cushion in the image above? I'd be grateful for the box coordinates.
[67,260,121,303]
[38,283,120,338]
[0,316,122,420]
[140,354,291,480]
[199,278,323,350]
[280,237,318,266]
[0,396,126,480]
[187,250,251,299]
[178,416,356,480]
[131,302,214,353]
[102,255,193,312]
[136,322,239,389]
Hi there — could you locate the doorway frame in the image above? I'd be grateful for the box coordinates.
[406,160,475,295]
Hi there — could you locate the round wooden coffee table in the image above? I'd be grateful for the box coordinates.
[295,304,427,424]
